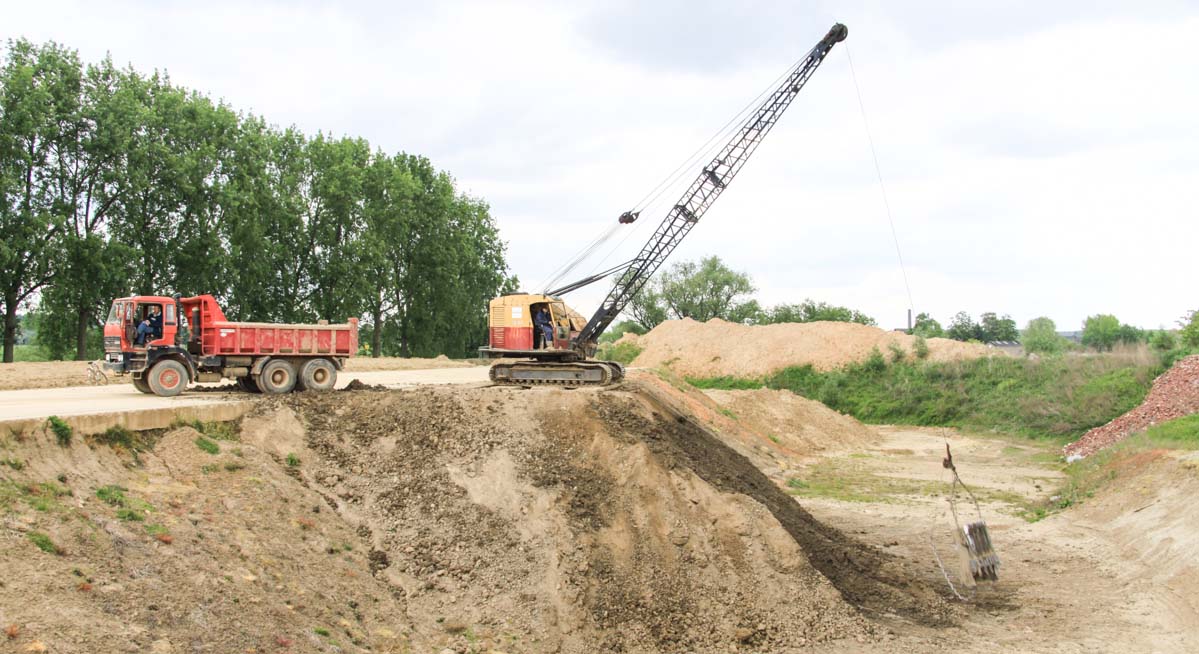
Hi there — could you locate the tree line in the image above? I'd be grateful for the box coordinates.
[0,39,515,362]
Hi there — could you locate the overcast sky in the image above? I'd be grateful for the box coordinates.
[4,0,1196,330]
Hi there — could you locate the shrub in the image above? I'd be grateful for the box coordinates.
[912,336,930,359]
[1181,310,1199,349]
[1149,330,1177,352]
[194,436,219,455]
[286,453,301,467]
[863,347,887,373]
[1082,314,1121,352]
[887,342,906,363]
[1022,317,1065,355]
[596,341,642,365]
[47,416,72,447]
[99,425,136,449]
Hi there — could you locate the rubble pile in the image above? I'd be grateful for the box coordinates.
[1065,355,1199,457]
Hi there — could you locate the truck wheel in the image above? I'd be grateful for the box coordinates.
[132,375,154,394]
[258,359,296,394]
[147,360,188,397]
[236,376,261,394]
[297,358,337,392]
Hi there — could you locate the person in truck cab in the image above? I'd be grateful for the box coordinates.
[136,306,162,345]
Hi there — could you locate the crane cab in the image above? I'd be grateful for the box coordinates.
[479,293,586,358]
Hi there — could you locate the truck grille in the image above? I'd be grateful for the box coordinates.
[104,336,121,352]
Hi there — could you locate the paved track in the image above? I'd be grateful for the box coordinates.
[0,367,490,424]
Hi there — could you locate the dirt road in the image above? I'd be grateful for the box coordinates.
[0,367,490,426]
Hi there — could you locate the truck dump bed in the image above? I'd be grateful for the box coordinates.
[202,320,358,357]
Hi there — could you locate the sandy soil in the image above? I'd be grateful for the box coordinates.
[626,318,994,378]
[0,356,475,392]
[791,427,1199,653]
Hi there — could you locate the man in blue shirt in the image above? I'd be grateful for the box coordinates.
[533,306,554,349]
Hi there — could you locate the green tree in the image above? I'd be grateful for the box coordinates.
[911,312,943,338]
[946,311,981,342]
[1149,330,1176,352]
[760,299,876,326]
[628,286,668,331]
[1180,310,1199,349]
[979,312,1019,343]
[1022,316,1064,354]
[655,256,757,323]
[1081,314,1121,352]
[599,320,646,344]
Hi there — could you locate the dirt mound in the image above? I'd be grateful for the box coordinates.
[629,318,993,378]
[704,388,878,455]
[0,383,950,653]
[1065,355,1199,457]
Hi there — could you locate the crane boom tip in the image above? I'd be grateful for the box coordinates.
[827,23,848,43]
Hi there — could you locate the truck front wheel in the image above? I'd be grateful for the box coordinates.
[147,360,189,397]
[258,359,296,394]
[132,375,154,394]
[297,358,337,392]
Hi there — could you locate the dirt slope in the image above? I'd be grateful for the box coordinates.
[704,388,878,456]
[626,318,993,378]
[0,382,950,653]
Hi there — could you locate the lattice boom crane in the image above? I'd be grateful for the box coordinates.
[482,23,848,386]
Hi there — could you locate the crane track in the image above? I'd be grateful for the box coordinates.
[489,360,625,387]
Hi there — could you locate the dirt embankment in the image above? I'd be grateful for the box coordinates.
[0,356,474,392]
[0,382,950,653]
[625,318,993,378]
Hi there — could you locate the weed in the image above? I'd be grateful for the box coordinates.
[47,416,72,447]
[1,458,23,470]
[286,453,300,467]
[223,462,245,472]
[767,434,780,444]
[96,485,128,506]
[314,627,330,637]
[200,464,219,474]
[888,341,906,363]
[195,436,219,455]
[28,531,62,555]
[719,407,737,420]
[171,418,239,441]
[117,508,145,522]
[98,425,136,449]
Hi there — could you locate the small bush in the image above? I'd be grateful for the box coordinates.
[887,342,906,363]
[47,416,72,447]
[863,347,887,373]
[96,485,128,506]
[28,531,62,555]
[1149,330,1176,352]
[195,436,219,455]
[1,458,24,470]
[285,453,301,467]
[597,341,642,365]
[98,425,136,449]
[912,336,930,360]
[314,627,330,637]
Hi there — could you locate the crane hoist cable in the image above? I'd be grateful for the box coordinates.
[540,48,819,296]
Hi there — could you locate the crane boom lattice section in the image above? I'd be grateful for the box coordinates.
[575,23,847,348]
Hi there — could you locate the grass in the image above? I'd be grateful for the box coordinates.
[314,627,331,637]
[1,458,24,470]
[688,353,1163,440]
[285,453,300,467]
[172,418,239,441]
[194,436,219,455]
[12,344,51,362]
[47,416,72,447]
[1140,413,1199,444]
[28,531,62,555]
[95,485,153,515]
[783,458,1029,508]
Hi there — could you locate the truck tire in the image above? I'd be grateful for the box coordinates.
[147,360,188,397]
[258,359,296,394]
[236,376,261,393]
[297,358,337,392]
[132,375,154,394]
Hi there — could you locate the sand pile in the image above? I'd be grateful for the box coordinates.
[704,388,878,455]
[1065,354,1199,458]
[625,318,992,378]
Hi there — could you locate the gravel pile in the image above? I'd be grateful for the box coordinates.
[1065,354,1199,458]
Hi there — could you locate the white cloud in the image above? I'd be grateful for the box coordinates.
[3,0,1195,330]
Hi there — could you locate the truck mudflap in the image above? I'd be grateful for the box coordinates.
[488,360,624,386]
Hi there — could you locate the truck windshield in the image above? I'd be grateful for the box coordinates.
[106,303,121,324]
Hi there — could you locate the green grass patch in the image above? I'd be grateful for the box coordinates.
[194,436,219,455]
[173,418,239,441]
[116,507,145,521]
[285,453,300,467]
[1140,414,1199,445]
[47,416,72,447]
[28,531,61,554]
[596,341,643,365]
[757,355,1160,440]
[1,457,24,470]
[145,523,169,536]
[314,627,331,637]
[95,485,153,514]
[13,344,52,362]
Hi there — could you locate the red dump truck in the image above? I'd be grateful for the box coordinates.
[103,294,358,397]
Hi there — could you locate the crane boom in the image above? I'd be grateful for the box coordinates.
[573,22,847,352]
